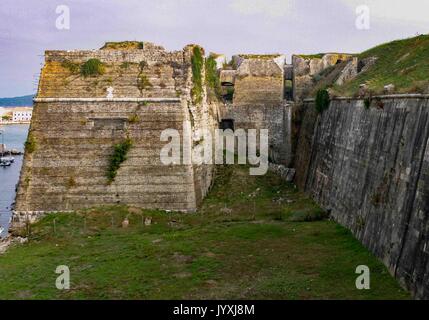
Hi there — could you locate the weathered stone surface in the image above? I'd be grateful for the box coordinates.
[384,84,396,94]
[15,44,220,215]
[220,70,236,86]
[292,53,353,101]
[221,103,293,166]
[335,57,358,86]
[269,163,295,182]
[232,57,284,106]
[295,97,429,299]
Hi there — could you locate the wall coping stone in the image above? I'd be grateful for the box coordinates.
[34,98,181,103]
[303,94,429,102]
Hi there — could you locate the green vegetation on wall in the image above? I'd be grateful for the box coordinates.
[137,74,152,92]
[191,46,204,104]
[81,59,105,77]
[107,138,133,183]
[315,89,330,113]
[224,87,235,102]
[205,54,221,100]
[364,97,371,109]
[61,60,80,74]
[101,41,144,50]
[239,54,281,60]
[137,61,152,93]
[25,132,37,154]
[128,114,140,124]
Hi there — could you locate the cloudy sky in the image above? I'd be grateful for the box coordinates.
[1,0,428,97]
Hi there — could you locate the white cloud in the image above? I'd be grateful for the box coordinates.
[230,0,291,17]
[338,0,429,24]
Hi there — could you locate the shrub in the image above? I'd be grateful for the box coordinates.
[25,133,37,154]
[120,62,136,69]
[191,46,204,104]
[205,55,221,98]
[81,59,105,77]
[128,114,140,124]
[107,138,133,183]
[137,73,152,92]
[224,87,234,102]
[315,89,330,113]
[364,97,371,109]
[139,61,148,70]
[61,60,80,74]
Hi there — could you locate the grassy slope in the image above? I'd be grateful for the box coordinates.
[0,165,409,299]
[333,34,429,96]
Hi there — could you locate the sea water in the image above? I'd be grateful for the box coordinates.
[0,124,29,237]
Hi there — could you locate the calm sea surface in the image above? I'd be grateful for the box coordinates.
[0,124,29,237]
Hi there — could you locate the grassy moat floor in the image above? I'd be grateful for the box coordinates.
[0,165,409,299]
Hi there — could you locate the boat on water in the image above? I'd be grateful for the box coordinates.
[0,227,4,236]
[1,156,14,163]
[0,159,11,167]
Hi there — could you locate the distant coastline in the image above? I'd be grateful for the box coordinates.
[0,95,34,107]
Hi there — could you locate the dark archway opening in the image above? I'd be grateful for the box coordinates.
[220,119,234,131]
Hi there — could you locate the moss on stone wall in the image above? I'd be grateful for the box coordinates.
[61,60,80,74]
[25,133,37,154]
[205,54,221,100]
[137,74,152,92]
[191,46,204,104]
[101,41,144,50]
[239,54,281,60]
[81,59,105,77]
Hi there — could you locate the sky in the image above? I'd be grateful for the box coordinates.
[1,0,428,97]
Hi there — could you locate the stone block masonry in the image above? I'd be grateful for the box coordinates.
[219,55,292,166]
[15,42,220,215]
[294,96,429,299]
[222,103,293,166]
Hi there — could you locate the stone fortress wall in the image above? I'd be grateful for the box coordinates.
[13,41,429,298]
[15,42,220,213]
[294,96,429,299]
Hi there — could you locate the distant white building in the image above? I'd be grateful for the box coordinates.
[12,107,32,122]
[0,107,6,122]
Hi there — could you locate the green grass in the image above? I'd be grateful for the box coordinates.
[0,165,409,300]
[334,34,429,95]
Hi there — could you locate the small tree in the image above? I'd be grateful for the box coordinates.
[315,89,330,113]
